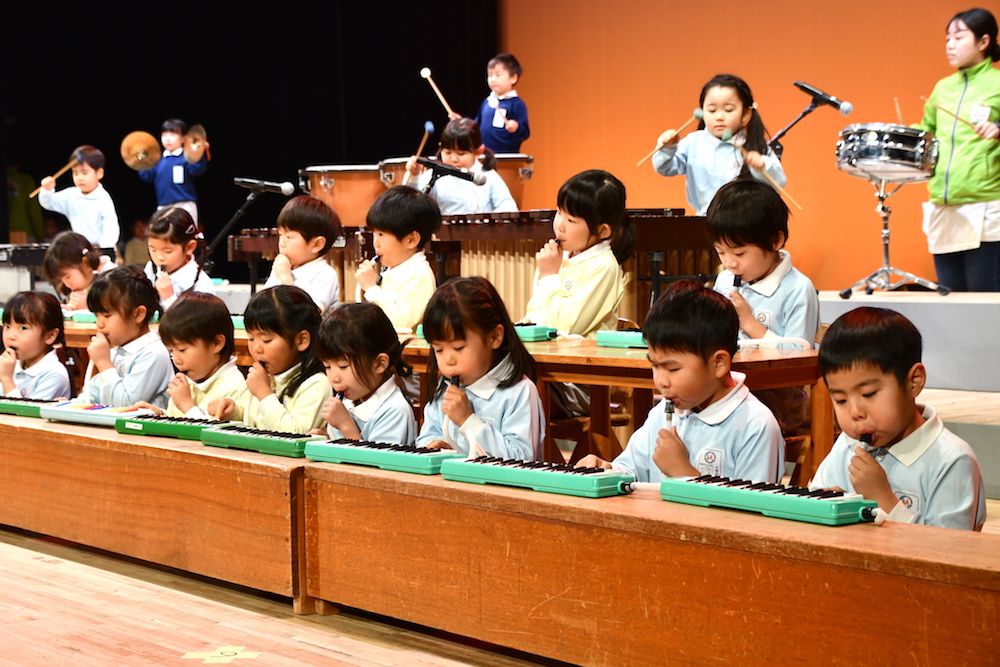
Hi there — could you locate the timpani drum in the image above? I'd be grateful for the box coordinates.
[836,124,938,184]
[298,165,385,227]
[377,157,411,188]
[493,153,534,208]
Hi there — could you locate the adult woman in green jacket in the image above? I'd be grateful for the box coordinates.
[918,8,1000,291]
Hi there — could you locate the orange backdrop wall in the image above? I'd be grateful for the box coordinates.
[499,0,991,291]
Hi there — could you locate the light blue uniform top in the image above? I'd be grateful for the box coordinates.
[810,405,986,531]
[613,372,784,483]
[78,331,173,408]
[6,349,71,400]
[410,165,517,215]
[713,250,819,347]
[327,377,417,446]
[38,183,120,248]
[417,355,544,461]
[652,129,786,216]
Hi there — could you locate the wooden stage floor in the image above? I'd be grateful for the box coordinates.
[0,528,566,667]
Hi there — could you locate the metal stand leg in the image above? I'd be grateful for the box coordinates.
[839,180,951,299]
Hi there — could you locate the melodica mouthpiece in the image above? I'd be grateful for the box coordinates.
[663,399,675,429]
[733,275,743,288]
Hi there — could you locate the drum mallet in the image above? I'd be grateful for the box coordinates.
[894,97,904,125]
[29,158,78,198]
[729,132,803,211]
[402,120,435,186]
[920,96,976,130]
[420,67,455,118]
[637,109,703,167]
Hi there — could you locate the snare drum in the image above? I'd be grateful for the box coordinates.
[494,153,534,208]
[377,157,411,188]
[836,124,938,183]
[298,165,385,227]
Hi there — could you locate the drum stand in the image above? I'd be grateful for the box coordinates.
[839,179,950,299]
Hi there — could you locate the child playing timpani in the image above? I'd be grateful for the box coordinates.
[577,281,784,484]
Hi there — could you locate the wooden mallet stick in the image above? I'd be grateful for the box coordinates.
[420,67,455,117]
[402,120,435,186]
[29,158,77,198]
[637,109,703,167]
[739,146,803,211]
[894,97,904,125]
[921,95,976,129]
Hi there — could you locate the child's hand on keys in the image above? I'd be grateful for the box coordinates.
[245,362,272,400]
[656,129,681,148]
[535,239,563,277]
[207,397,236,421]
[355,260,379,292]
[424,440,452,450]
[272,254,293,284]
[652,426,697,477]
[850,446,897,511]
[166,373,194,413]
[575,454,612,470]
[132,401,165,416]
[744,150,765,170]
[441,383,473,427]
[87,332,112,371]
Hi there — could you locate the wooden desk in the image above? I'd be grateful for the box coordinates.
[0,417,317,613]
[403,339,833,475]
[61,325,832,476]
[303,463,1000,666]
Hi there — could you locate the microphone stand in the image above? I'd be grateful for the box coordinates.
[203,190,263,289]
[422,170,444,195]
[767,99,820,160]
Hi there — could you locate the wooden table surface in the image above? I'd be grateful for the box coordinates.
[304,462,1000,667]
[62,324,833,475]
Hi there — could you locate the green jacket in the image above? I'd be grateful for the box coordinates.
[918,57,1000,205]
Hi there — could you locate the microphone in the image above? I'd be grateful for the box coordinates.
[793,81,853,116]
[233,177,295,196]
[416,157,487,186]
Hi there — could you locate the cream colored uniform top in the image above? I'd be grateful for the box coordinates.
[523,241,623,339]
[167,357,249,420]
[357,251,437,330]
[236,362,331,434]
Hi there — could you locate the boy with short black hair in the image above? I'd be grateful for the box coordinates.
[38,145,120,249]
[810,307,986,530]
[473,53,530,154]
[264,195,342,313]
[137,118,208,224]
[578,280,784,483]
[355,186,441,330]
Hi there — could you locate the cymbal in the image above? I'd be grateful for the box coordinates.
[120,131,161,171]
[184,124,210,164]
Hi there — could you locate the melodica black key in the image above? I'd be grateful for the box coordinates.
[115,414,237,440]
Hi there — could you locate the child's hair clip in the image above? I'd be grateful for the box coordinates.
[185,223,198,236]
[752,101,758,110]
[81,248,89,255]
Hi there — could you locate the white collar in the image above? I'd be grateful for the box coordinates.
[857,404,941,467]
[488,90,519,103]
[189,356,238,390]
[117,330,157,356]
[385,250,428,273]
[564,240,612,265]
[271,362,302,390]
[167,256,200,283]
[676,371,749,425]
[348,376,398,421]
[291,256,326,276]
[15,348,60,377]
[747,250,792,297]
[76,184,105,200]
[462,354,514,400]
[164,147,184,157]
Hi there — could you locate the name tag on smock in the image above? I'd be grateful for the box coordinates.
[970,105,991,124]
[173,165,185,184]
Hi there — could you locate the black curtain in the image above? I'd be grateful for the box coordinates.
[2,2,498,281]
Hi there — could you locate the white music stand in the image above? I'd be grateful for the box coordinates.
[839,178,950,299]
